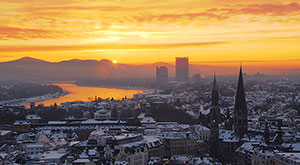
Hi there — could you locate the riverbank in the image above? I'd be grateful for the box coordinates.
[19,83,147,107]
[1,82,152,108]
[75,83,155,92]
[0,91,68,106]
[75,79,156,92]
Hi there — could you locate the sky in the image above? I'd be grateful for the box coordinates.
[0,0,300,68]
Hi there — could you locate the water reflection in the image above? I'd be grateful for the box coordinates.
[23,83,146,107]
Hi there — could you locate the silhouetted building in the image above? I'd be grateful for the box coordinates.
[192,74,203,82]
[30,102,35,110]
[209,73,221,124]
[224,108,233,130]
[175,57,189,82]
[264,121,270,144]
[209,74,221,157]
[156,66,168,84]
[233,67,248,137]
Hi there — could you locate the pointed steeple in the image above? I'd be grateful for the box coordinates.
[234,66,247,112]
[213,72,217,90]
[233,66,248,137]
[211,73,219,107]
[210,73,221,125]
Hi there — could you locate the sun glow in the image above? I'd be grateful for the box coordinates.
[0,0,299,70]
[112,60,118,64]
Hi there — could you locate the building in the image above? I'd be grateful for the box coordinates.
[161,132,198,157]
[72,158,96,165]
[233,67,248,137]
[102,134,163,165]
[175,57,189,82]
[12,120,31,132]
[209,73,221,124]
[251,148,273,165]
[23,143,44,157]
[209,74,221,157]
[270,152,300,165]
[194,125,210,142]
[26,114,41,124]
[40,149,69,164]
[156,66,168,84]
[94,110,111,120]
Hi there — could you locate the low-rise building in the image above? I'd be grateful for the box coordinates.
[23,143,44,158]
[12,120,31,132]
[270,152,300,165]
[40,149,68,164]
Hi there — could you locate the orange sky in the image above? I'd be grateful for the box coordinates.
[0,0,300,68]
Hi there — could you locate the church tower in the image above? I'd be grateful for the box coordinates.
[209,73,221,124]
[233,66,248,137]
[264,121,270,144]
[209,73,220,157]
[224,108,233,130]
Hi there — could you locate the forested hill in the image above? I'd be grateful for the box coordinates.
[0,82,63,101]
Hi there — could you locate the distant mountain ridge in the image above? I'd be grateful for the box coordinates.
[0,57,298,82]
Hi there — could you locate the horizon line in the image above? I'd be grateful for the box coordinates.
[1,56,300,67]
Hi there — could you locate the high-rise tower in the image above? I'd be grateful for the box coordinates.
[175,57,189,82]
[156,66,168,84]
[233,67,248,137]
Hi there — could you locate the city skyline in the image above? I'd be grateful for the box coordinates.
[0,0,299,69]
[1,1,300,164]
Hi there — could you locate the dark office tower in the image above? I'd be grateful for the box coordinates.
[233,67,248,137]
[209,73,221,124]
[156,66,168,84]
[175,57,189,82]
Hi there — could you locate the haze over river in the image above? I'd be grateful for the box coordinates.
[22,83,146,107]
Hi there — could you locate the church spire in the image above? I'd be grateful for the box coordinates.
[211,73,219,107]
[213,72,217,90]
[234,66,247,112]
[210,73,221,124]
[233,66,248,137]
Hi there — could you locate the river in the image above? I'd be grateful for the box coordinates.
[22,83,147,107]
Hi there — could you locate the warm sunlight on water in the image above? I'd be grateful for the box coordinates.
[23,83,146,107]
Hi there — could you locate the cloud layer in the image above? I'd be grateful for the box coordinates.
[0,0,299,67]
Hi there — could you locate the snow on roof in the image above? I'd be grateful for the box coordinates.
[81,119,125,124]
[24,143,44,148]
[115,161,129,165]
[274,152,300,163]
[73,158,90,163]
[160,132,195,139]
[199,109,210,115]
[79,151,89,159]
[0,130,11,136]
[141,117,156,124]
[48,121,67,125]
[26,114,41,120]
[196,125,210,131]
[13,120,30,125]
[41,150,68,160]
[236,142,254,154]
[219,129,239,142]
[69,141,80,147]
